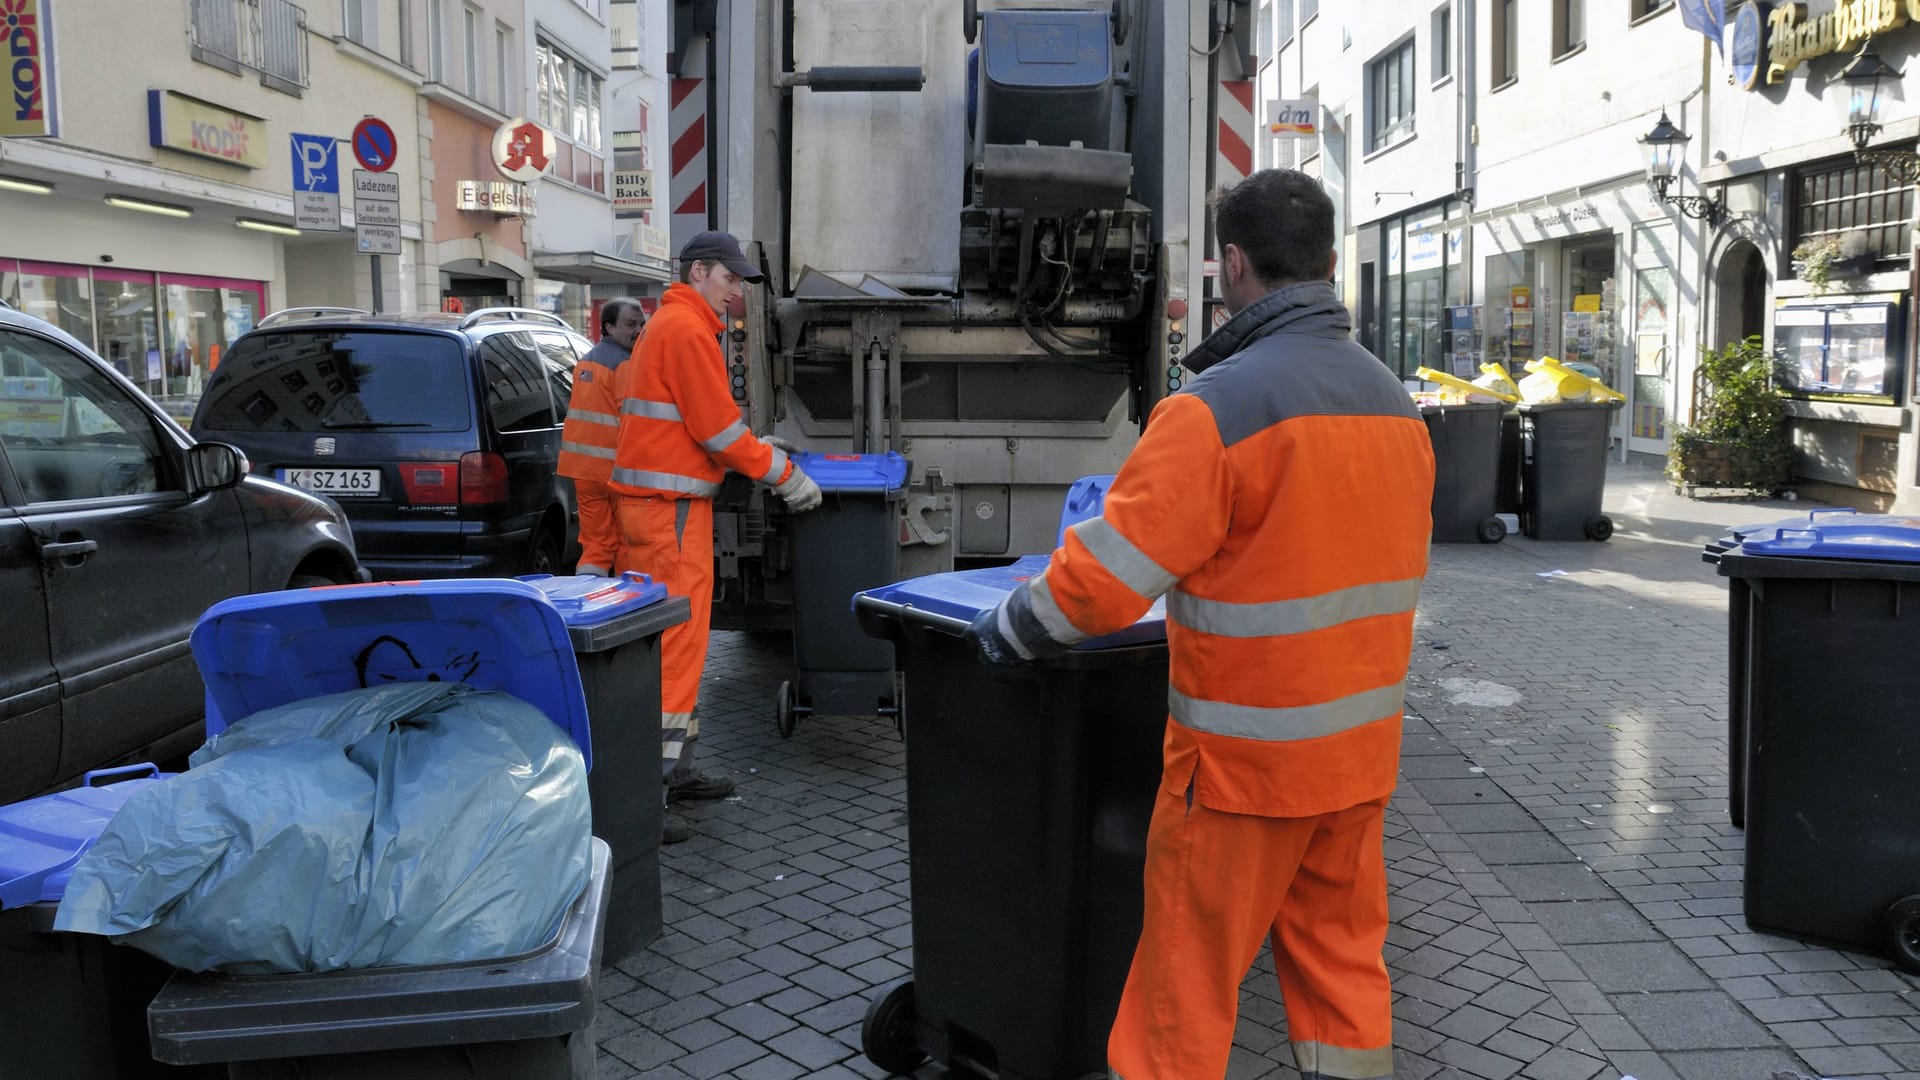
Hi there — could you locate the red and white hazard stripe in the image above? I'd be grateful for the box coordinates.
[669,77,709,249]
[1216,80,1254,189]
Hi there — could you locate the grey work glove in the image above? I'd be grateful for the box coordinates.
[763,435,800,454]
[964,605,1032,669]
[774,465,823,512]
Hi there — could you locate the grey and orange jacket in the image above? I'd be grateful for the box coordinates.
[984,280,1435,818]
[558,335,636,484]
[609,283,792,500]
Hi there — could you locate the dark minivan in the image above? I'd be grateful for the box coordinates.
[193,307,588,579]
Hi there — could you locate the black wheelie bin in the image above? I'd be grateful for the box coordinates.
[147,579,615,1078]
[524,571,692,959]
[1702,508,1858,828]
[1516,400,1623,541]
[0,764,217,1079]
[1421,401,1510,543]
[777,451,911,736]
[852,560,1168,1080]
[1717,517,1920,971]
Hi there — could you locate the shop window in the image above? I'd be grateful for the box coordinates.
[1492,0,1517,86]
[1792,157,1916,268]
[1775,300,1903,402]
[1431,5,1451,82]
[3,261,95,348]
[1366,37,1416,152]
[1379,201,1470,378]
[1555,0,1584,57]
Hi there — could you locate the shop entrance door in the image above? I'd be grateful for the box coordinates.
[1628,224,1679,458]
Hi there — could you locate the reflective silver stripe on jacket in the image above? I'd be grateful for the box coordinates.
[569,409,619,427]
[1068,518,1178,599]
[610,467,721,498]
[1169,681,1407,742]
[760,445,790,485]
[621,399,683,421]
[560,441,618,459]
[1291,1040,1394,1079]
[701,418,750,453]
[1167,578,1422,639]
[1025,572,1088,646]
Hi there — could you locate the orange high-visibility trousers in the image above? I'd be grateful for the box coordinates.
[614,494,714,777]
[573,478,617,574]
[1108,790,1394,1080]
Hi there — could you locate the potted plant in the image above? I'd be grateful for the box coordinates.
[1667,335,1793,495]
[1793,231,1877,292]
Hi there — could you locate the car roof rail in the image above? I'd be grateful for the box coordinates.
[458,307,571,330]
[258,306,374,328]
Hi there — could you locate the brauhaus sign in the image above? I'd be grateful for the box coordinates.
[1755,0,1920,86]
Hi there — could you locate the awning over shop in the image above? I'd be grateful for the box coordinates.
[533,250,671,285]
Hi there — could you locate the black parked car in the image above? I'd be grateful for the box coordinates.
[0,304,365,805]
[192,307,587,580]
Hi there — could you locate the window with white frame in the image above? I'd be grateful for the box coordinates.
[1298,0,1318,22]
[1366,37,1415,152]
[611,0,640,69]
[536,40,607,194]
[462,5,481,99]
[496,24,513,111]
[399,0,414,65]
[427,0,446,81]
[1556,0,1585,56]
[343,0,375,47]
[1432,5,1451,82]
[1278,0,1295,45]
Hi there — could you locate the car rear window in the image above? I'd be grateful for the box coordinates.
[196,330,471,433]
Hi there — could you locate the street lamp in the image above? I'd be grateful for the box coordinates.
[1836,39,1920,184]
[1638,111,1724,225]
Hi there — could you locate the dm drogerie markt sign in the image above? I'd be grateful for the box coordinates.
[2,0,60,138]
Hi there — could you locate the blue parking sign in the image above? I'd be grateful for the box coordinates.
[290,132,339,194]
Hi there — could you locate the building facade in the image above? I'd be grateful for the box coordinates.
[1257,0,1920,509]
[0,0,423,414]
[0,0,662,414]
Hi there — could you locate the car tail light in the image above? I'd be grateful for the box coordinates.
[399,463,458,505]
[459,451,510,505]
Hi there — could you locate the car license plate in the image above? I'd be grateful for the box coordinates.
[279,468,382,496]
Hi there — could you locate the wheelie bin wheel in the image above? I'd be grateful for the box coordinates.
[1882,897,1920,973]
[1477,515,1507,544]
[862,979,927,1075]
[1584,514,1615,542]
[775,680,799,740]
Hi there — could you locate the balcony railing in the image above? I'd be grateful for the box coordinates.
[190,0,311,93]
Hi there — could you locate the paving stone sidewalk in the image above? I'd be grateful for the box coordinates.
[592,461,1920,1080]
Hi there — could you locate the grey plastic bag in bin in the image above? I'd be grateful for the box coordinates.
[53,682,592,975]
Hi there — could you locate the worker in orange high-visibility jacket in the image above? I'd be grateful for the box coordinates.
[558,297,646,576]
[610,231,822,812]
[967,170,1435,1080]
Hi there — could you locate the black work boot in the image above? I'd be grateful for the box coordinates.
[666,769,736,803]
[662,816,692,845]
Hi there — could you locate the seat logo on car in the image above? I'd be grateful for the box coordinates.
[314,437,337,456]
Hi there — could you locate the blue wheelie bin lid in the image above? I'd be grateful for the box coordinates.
[191,579,594,770]
[519,571,669,626]
[791,451,910,494]
[1737,514,1920,563]
[859,554,1167,650]
[1703,508,1858,565]
[1057,474,1116,548]
[0,764,172,908]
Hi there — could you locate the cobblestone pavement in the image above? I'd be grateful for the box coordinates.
[594,461,1920,1080]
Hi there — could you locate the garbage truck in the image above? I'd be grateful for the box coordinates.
[666,0,1258,629]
